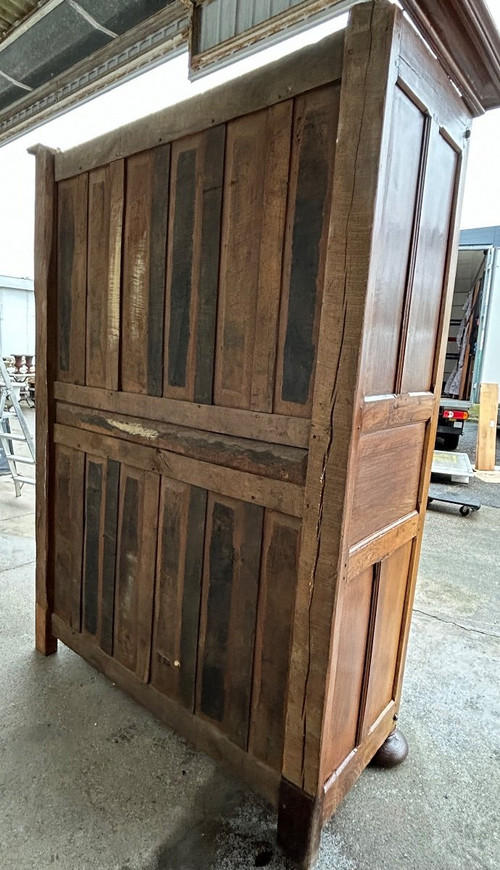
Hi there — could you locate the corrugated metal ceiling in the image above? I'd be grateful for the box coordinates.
[0,1,39,38]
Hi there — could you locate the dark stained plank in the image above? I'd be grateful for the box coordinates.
[198,496,263,748]
[194,125,226,404]
[179,485,208,708]
[147,144,171,396]
[86,160,124,391]
[113,466,159,681]
[100,458,120,656]
[167,147,197,390]
[83,457,103,637]
[275,85,339,416]
[53,443,85,632]
[57,174,88,384]
[151,480,207,709]
[249,512,300,770]
[199,498,234,723]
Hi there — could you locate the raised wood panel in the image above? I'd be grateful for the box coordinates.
[401,129,458,392]
[113,465,160,681]
[360,541,413,738]
[121,146,170,396]
[349,422,426,546]
[321,566,373,777]
[86,160,124,391]
[197,494,263,749]
[249,511,301,771]
[82,455,105,640]
[53,443,85,631]
[214,102,292,411]
[274,84,340,418]
[151,479,207,709]
[57,174,88,385]
[363,86,426,396]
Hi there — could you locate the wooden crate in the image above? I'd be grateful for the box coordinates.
[33,2,473,865]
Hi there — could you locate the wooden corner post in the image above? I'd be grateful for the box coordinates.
[29,144,58,655]
[279,1,401,863]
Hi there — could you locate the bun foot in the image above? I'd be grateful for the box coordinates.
[370,728,408,768]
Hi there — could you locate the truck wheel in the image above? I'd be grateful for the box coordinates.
[442,433,460,451]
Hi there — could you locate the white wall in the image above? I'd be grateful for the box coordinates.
[0,277,35,357]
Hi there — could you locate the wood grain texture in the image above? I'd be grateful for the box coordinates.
[275,84,340,418]
[54,381,311,448]
[197,495,263,749]
[86,160,124,390]
[55,402,307,484]
[476,382,498,471]
[53,443,85,632]
[30,145,58,655]
[214,103,292,411]
[83,456,104,638]
[250,512,301,771]
[151,479,207,709]
[57,173,88,384]
[113,466,160,681]
[53,423,305,518]
[55,31,345,180]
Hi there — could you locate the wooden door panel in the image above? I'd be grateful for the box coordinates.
[53,443,85,630]
[363,86,426,396]
[401,129,459,392]
[361,541,413,736]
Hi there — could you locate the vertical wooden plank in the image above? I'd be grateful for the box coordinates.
[250,101,293,412]
[274,85,339,418]
[100,458,120,656]
[53,444,85,633]
[476,382,498,470]
[249,512,300,770]
[30,144,58,655]
[83,457,104,637]
[86,160,124,390]
[165,142,197,394]
[197,495,263,748]
[57,173,88,385]
[114,466,159,681]
[151,480,207,708]
[199,498,234,723]
[214,103,292,411]
[148,144,171,397]
[121,146,169,395]
[194,125,226,405]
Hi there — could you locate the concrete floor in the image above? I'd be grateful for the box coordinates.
[0,414,499,870]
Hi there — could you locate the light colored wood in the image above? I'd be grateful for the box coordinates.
[347,512,418,581]
[53,381,311,448]
[29,144,58,656]
[476,382,498,471]
[361,392,435,433]
[53,424,305,518]
[55,31,345,180]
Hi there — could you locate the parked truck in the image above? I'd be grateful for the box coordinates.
[438,225,500,448]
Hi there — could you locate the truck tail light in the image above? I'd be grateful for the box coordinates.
[442,409,469,420]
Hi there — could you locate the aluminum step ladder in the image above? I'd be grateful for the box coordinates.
[0,357,35,496]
